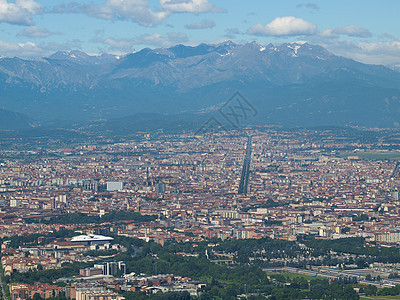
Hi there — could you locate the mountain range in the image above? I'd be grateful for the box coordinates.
[0,41,400,129]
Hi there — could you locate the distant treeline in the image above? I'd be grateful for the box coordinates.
[26,211,157,225]
[302,236,400,263]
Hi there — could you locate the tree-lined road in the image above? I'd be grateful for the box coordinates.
[238,136,252,194]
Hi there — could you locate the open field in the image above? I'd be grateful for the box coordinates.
[340,152,400,161]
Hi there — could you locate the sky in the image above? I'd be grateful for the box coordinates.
[0,0,400,65]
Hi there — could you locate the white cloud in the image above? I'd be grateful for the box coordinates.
[304,34,400,65]
[333,25,372,38]
[52,0,222,27]
[318,25,372,40]
[99,38,135,51]
[319,29,336,38]
[0,0,43,25]
[350,41,400,64]
[95,32,189,51]
[51,2,81,14]
[0,40,47,57]
[160,0,223,14]
[0,39,82,58]
[52,0,168,27]
[185,19,215,30]
[224,28,241,39]
[247,16,317,37]
[136,32,188,47]
[89,0,169,27]
[17,26,60,38]
[359,41,400,55]
[0,40,38,55]
[296,3,320,10]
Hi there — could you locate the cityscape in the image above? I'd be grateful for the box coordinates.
[1,126,400,299]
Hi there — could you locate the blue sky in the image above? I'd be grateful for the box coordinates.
[0,0,399,65]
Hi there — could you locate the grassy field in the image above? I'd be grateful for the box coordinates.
[340,152,400,161]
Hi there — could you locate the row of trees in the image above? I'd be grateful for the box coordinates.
[7,262,90,285]
[301,236,400,263]
[28,211,157,225]
[5,229,77,248]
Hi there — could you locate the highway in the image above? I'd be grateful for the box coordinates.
[238,136,252,194]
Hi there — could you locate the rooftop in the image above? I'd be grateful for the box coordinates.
[70,234,114,242]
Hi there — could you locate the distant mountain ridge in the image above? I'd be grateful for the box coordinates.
[48,50,118,65]
[0,41,399,128]
[0,109,35,130]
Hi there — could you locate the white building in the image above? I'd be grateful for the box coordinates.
[70,234,114,246]
[106,181,124,191]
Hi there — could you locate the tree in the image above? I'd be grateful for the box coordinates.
[33,293,43,300]
[363,285,377,296]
